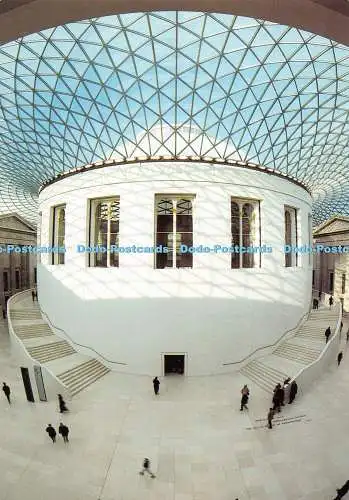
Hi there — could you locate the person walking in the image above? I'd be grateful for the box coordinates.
[58,423,69,443]
[289,380,298,404]
[272,384,282,412]
[267,408,274,429]
[2,382,11,404]
[46,424,57,443]
[31,289,35,301]
[338,352,343,366]
[334,479,349,499]
[152,377,160,395]
[329,295,334,308]
[139,458,156,478]
[325,326,331,343]
[313,298,319,309]
[240,385,249,411]
[58,394,68,413]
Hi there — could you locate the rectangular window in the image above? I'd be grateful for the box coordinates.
[3,271,9,292]
[34,267,37,284]
[51,204,66,265]
[15,269,20,289]
[329,271,334,293]
[231,198,261,269]
[89,197,120,267]
[284,206,298,267]
[342,273,346,294]
[308,214,312,265]
[312,270,315,287]
[155,195,194,269]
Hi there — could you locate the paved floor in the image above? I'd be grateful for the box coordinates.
[0,316,348,500]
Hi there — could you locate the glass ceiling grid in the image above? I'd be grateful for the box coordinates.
[0,12,348,223]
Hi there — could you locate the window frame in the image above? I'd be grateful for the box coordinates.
[51,204,66,265]
[284,205,298,267]
[154,194,195,269]
[230,197,261,269]
[88,196,120,268]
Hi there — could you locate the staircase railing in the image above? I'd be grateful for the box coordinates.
[290,301,342,396]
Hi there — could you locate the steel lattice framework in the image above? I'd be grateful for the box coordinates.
[0,12,348,224]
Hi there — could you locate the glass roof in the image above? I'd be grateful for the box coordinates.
[0,12,349,224]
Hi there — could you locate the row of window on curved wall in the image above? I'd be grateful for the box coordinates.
[50,195,302,269]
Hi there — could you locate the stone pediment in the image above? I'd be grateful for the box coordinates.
[314,217,349,236]
[0,213,35,233]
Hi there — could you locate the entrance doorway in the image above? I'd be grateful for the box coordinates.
[164,354,185,375]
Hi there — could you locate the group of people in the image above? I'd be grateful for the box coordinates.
[267,378,298,429]
[44,394,70,444]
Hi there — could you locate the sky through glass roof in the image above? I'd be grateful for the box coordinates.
[0,12,348,224]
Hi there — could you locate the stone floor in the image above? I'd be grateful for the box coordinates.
[0,316,348,500]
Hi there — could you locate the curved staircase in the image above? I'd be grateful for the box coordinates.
[240,305,339,393]
[9,292,110,397]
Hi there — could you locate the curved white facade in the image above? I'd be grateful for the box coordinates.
[38,161,312,375]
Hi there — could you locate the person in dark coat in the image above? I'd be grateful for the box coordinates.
[139,458,155,478]
[46,424,56,443]
[152,377,160,395]
[325,326,331,343]
[334,479,349,499]
[240,385,249,411]
[272,384,282,412]
[58,423,69,443]
[2,308,6,319]
[289,381,298,404]
[2,382,11,404]
[313,298,319,309]
[58,394,68,413]
[329,295,334,308]
[31,290,35,301]
[338,352,343,366]
[267,408,274,429]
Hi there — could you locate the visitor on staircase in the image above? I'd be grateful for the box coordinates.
[325,326,331,343]
[289,381,298,404]
[338,352,343,366]
[329,295,334,309]
[272,384,283,412]
[283,378,291,404]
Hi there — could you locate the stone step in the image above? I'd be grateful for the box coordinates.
[57,359,110,396]
[10,309,42,319]
[240,360,288,393]
[27,341,76,363]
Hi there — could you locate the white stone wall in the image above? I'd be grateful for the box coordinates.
[38,162,312,375]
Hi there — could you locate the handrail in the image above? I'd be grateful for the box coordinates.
[290,301,342,390]
[7,290,72,397]
[222,294,313,366]
[40,307,127,366]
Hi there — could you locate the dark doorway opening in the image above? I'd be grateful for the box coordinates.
[164,354,185,375]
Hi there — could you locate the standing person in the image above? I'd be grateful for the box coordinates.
[58,394,68,413]
[58,423,69,443]
[2,382,11,404]
[329,295,334,308]
[338,352,343,366]
[325,326,331,343]
[267,408,274,429]
[341,321,343,332]
[283,378,291,404]
[334,479,349,499]
[289,380,298,404]
[152,377,160,395]
[31,289,35,301]
[46,424,56,443]
[139,458,156,478]
[2,308,6,319]
[272,384,282,412]
[240,385,249,411]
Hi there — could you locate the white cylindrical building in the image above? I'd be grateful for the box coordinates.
[37,146,313,376]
